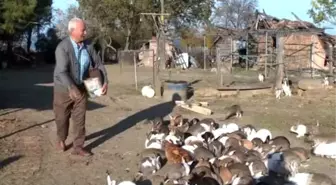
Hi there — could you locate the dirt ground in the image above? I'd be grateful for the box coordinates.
[0,64,335,185]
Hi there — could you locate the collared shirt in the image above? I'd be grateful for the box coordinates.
[70,37,90,84]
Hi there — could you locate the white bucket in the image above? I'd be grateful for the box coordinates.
[141,85,155,98]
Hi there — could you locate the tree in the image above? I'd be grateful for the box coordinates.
[77,0,214,50]
[213,0,258,29]
[35,27,60,63]
[0,0,37,66]
[0,0,37,34]
[24,0,53,53]
[308,0,336,25]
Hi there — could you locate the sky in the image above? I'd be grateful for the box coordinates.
[52,0,335,35]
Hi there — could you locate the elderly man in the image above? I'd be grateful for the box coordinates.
[53,18,108,156]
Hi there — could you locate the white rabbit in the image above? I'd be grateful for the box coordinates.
[107,172,136,185]
[312,142,336,159]
[248,128,272,142]
[258,73,265,82]
[290,124,307,138]
[282,77,292,97]
[286,172,335,185]
[225,123,239,133]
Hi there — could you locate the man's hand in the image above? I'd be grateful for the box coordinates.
[68,85,81,100]
[101,83,108,95]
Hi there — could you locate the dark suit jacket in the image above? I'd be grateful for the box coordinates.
[53,37,108,92]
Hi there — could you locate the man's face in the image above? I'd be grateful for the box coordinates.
[71,21,87,43]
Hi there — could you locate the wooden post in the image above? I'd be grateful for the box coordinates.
[162,33,166,70]
[154,34,161,97]
[275,34,284,89]
[119,50,123,74]
[328,43,334,76]
[133,51,138,90]
[265,32,268,77]
[152,50,155,88]
[216,47,223,86]
[246,34,249,71]
[203,34,206,70]
[310,44,314,78]
[230,37,233,74]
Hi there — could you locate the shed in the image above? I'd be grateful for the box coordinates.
[249,11,336,71]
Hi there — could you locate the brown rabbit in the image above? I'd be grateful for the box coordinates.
[223,105,243,119]
[267,136,290,152]
[150,117,169,135]
[169,114,183,128]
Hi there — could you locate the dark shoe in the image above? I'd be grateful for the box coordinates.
[71,148,92,157]
[56,141,66,152]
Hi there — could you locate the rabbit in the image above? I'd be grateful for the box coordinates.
[218,166,236,185]
[240,125,257,139]
[231,175,254,185]
[251,138,263,148]
[193,146,216,161]
[226,130,247,140]
[227,163,252,178]
[186,122,212,136]
[305,133,336,148]
[184,135,205,147]
[140,148,166,162]
[153,157,193,183]
[290,124,308,138]
[107,171,136,185]
[267,151,301,177]
[165,134,183,146]
[190,159,223,185]
[201,131,215,145]
[267,136,291,152]
[225,123,240,133]
[245,150,263,162]
[139,155,162,176]
[290,121,320,138]
[208,140,225,157]
[246,159,268,179]
[169,114,184,128]
[312,141,336,159]
[248,128,272,143]
[150,117,169,135]
[199,118,219,129]
[285,147,311,162]
[282,77,292,97]
[223,105,243,119]
[286,172,336,185]
[258,73,265,82]
[189,173,222,185]
[145,135,164,150]
[212,127,230,139]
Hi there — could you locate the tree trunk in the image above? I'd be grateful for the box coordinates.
[6,37,13,67]
[124,27,131,50]
[26,27,33,53]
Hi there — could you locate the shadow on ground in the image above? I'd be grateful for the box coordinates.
[0,65,105,111]
[84,94,181,151]
[0,119,55,139]
[0,155,23,169]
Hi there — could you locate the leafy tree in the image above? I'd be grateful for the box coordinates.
[35,27,61,63]
[0,0,37,34]
[22,0,53,53]
[77,0,214,50]
[308,0,336,25]
[0,0,53,67]
[213,0,258,29]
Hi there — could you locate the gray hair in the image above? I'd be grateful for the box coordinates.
[68,17,84,33]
